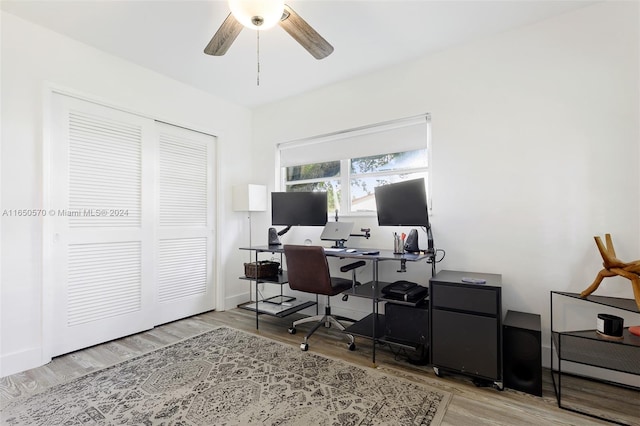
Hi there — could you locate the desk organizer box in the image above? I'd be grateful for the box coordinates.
[244,261,280,278]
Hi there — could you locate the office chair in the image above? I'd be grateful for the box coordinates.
[283,244,365,351]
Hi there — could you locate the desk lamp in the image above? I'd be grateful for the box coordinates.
[232,184,267,249]
[233,184,267,302]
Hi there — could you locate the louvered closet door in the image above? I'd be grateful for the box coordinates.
[49,94,155,356]
[48,95,217,356]
[154,122,215,325]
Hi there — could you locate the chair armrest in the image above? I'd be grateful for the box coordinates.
[340,260,366,273]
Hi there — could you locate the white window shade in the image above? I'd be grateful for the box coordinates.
[279,114,429,167]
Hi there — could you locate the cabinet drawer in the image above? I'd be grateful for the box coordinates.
[431,309,499,379]
[431,283,498,315]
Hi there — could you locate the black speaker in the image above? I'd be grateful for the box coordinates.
[385,303,429,363]
[385,303,429,345]
[404,229,420,253]
[503,310,542,397]
[268,228,281,246]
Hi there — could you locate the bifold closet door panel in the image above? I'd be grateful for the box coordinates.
[48,93,156,356]
[155,122,216,325]
[46,94,217,357]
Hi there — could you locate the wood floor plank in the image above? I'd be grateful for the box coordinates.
[1,308,636,425]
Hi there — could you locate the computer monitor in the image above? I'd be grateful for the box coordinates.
[374,178,429,227]
[271,191,328,226]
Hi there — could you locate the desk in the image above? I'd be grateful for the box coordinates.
[240,245,431,364]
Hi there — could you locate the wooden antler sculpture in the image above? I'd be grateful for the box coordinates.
[580,233,640,310]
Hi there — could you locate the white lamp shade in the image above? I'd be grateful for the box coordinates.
[228,0,285,30]
[232,184,267,212]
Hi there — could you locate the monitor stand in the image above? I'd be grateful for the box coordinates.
[331,240,347,249]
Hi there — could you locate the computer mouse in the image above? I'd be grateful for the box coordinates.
[346,248,357,253]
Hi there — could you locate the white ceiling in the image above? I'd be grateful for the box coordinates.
[1,0,595,108]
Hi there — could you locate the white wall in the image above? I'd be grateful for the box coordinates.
[0,12,254,376]
[251,0,640,359]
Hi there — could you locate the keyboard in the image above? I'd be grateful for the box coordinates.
[324,248,345,252]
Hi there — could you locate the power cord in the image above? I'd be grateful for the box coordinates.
[425,248,445,263]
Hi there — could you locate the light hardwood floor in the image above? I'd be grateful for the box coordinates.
[1,309,637,425]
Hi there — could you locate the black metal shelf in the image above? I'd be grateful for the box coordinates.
[240,300,316,318]
[341,281,389,300]
[345,313,386,339]
[379,336,425,352]
[344,313,426,353]
[239,270,289,284]
[551,291,640,425]
[343,278,431,366]
[380,296,429,307]
[552,329,640,375]
[554,291,639,313]
[342,281,428,307]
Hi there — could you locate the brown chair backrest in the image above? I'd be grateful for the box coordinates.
[283,245,334,296]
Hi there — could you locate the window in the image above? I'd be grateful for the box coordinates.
[278,115,430,216]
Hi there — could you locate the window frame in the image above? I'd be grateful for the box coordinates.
[277,115,432,218]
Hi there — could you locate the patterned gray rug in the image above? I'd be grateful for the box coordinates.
[2,327,451,425]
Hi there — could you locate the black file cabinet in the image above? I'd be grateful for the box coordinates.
[429,270,503,389]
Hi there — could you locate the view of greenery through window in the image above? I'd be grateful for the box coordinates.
[284,148,428,215]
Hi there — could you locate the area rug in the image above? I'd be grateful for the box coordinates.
[1,326,451,425]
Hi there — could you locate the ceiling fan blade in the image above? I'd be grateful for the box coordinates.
[279,4,333,60]
[204,13,243,56]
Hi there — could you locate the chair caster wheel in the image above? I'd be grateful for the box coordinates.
[348,342,356,351]
[300,343,309,351]
[288,327,296,335]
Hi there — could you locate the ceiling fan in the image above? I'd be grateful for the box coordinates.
[204,0,333,60]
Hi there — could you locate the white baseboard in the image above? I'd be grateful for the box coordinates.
[542,344,552,369]
[1,347,48,378]
[225,291,252,311]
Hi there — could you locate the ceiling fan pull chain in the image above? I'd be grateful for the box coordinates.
[256,29,260,86]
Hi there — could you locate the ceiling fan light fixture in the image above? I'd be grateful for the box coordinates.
[228,0,285,30]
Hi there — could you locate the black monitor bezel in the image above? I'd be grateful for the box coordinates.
[271,191,328,227]
[374,178,430,227]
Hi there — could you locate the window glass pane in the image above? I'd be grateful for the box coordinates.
[287,181,341,214]
[286,161,340,182]
[350,149,427,174]
[350,172,428,212]
[283,149,428,214]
